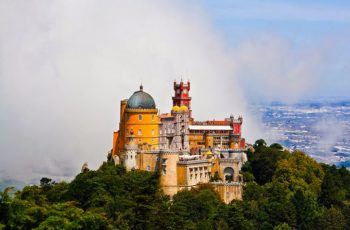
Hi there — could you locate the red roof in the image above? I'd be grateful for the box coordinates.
[191,120,230,126]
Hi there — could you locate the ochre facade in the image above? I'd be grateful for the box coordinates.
[112,81,247,204]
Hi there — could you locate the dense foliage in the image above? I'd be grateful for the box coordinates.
[1,141,350,229]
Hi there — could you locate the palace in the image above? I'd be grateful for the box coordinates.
[111,80,247,203]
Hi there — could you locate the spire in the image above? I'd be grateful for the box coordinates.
[140,84,143,91]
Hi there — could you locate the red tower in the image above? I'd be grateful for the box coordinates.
[172,80,191,107]
[172,80,192,117]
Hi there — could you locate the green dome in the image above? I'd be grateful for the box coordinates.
[126,85,156,109]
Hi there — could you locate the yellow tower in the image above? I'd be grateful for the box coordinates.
[113,85,159,157]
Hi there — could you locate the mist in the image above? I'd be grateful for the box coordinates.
[0,1,338,182]
[313,119,345,155]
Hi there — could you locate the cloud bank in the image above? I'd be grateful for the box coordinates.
[0,0,263,182]
[232,34,324,103]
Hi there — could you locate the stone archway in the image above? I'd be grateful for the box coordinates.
[224,167,234,182]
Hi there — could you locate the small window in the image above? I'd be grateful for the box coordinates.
[138,129,142,135]
[152,129,155,135]
[146,166,151,171]
[130,155,133,159]
[152,115,155,121]
[138,114,142,121]
[138,138,141,143]
[152,138,154,142]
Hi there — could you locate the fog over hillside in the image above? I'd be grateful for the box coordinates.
[0,0,343,182]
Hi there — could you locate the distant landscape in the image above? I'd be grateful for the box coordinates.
[251,98,350,168]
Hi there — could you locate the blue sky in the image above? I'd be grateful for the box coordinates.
[198,0,350,99]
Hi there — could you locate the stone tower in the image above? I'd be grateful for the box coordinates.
[123,136,138,171]
[171,107,190,151]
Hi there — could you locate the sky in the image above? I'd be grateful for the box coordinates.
[200,0,350,101]
[0,0,349,182]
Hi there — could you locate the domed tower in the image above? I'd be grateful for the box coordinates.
[116,85,159,154]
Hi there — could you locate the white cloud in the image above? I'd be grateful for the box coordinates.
[0,0,262,182]
[232,34,325,103]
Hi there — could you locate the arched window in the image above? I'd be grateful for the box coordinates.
[138,114,142,121]
[224,167,234,182]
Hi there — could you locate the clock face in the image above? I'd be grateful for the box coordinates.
[177,89,180,94]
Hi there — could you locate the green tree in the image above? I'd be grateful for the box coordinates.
[316,207,345,230]
[273,223,292,230]
[293,189,321,230]
[0,187,14,225]
[319,165,346,208]
[250,145,288,185]
[171,186,221,229]
[253,139,267,149]
[270,143,283,150]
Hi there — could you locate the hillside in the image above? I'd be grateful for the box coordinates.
[1,140,350,229]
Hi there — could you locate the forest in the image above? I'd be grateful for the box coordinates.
[1,140,350,229]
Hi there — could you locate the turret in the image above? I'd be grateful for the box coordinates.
[172,80,192,117]
[229,115,244,149]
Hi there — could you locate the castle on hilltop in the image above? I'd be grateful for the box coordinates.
[111,80,247,203]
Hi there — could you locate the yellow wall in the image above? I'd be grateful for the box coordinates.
[189,133,232,150]
[211,158,220,178]
[160,153,179,196]
[115,103,159,155]
[177,165,187,187]
[212,183,242,203]
[116,100,128,155]
[138,152,158,171]
[124,108,159,149]
[189,134,205,149]
[112,131,118,156]
[205,135,214,148]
